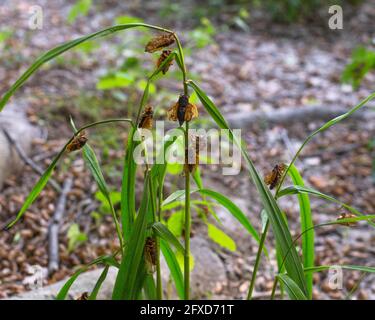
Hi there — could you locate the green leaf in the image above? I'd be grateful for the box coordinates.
[68,0,92,24]
[277,274,308,300]
[115,15,144,25]
[120,127,137,241]
[287,164,314,299]
[276,91,375,194]
[160,240,184,299]
[152,222,185,255]
[0,23,174,111]
[278,185,375,228]
[112,175,151,300]
[163,188,261,246]
[207,223,236,251]
[67,223,87,252]
[56,254,116,300]
[5,118,131,229]
[189,80,307,295]
[88,266,109,300]
[96,72,135,90]
[167,210,184,237]
[304,265,375,274]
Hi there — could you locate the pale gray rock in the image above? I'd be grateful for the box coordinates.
[0,102,40,190]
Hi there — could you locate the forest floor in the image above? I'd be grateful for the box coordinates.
[0,0,374,299]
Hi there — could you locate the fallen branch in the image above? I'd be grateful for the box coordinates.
[48,177,73,275]
[1,128,61,192]
[226,105,372,128]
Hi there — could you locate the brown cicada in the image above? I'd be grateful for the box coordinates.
[144,237,157,274]
[264,163,287,190]
[66,131,88,153]
[145,33,175,53]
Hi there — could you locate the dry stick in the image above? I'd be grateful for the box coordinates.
[1,128,61,193]
[48,177,73,274]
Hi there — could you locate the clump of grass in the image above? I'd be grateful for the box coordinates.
[1,23,375,300]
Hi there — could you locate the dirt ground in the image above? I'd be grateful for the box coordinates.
[0,0,374,299]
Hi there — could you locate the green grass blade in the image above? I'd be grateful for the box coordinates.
[304,265,375,274]
[287,164,314,299]
[162,188,262,248]
[188,80,307,295]
[276,92,375,194]
[152,222,185,255]
[120,126,137,241]
[160,239,184,299]
[0,23,174,111]
[112,174,151,300]
[5,119,131,229]
[144,273,157,300]
[88,265,109,300]
[276,274,308,300]
[56,254,116,300]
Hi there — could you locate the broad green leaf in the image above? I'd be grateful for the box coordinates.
[207,223,236,251]
[287,164,314,299]
[167,210,184,237]
[277,274,308,300]
[67,223,87,252]
[68,0,92,24]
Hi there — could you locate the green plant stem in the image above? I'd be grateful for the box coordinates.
[247,219,269,300]
[109,198,124,251]
[184,122,191,300]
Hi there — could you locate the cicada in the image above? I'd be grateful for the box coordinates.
[145,33,175,53]
[66,131,88,153]
[138,105,153,130]
[167,94,198,126]
[185,136,200,174]
[144,237,157,274]
[264,163,287,190]
[157,49,174,74]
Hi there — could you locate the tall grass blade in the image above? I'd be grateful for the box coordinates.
[6,119,131,229]
[89,265,109,300]
[112,174,151,300]
[276,274,308,300]
[0,23,174,111]
[287,164,314,299]
[152,222,185,255]
[161,239,184,299]
[188,80,307,295]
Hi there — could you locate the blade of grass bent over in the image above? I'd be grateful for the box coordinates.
[188,80,308,295]
[5,119,132,229]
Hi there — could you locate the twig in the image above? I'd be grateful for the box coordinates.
[1,128,61,192]
[48,177,73,274]
[226,105,372,128]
